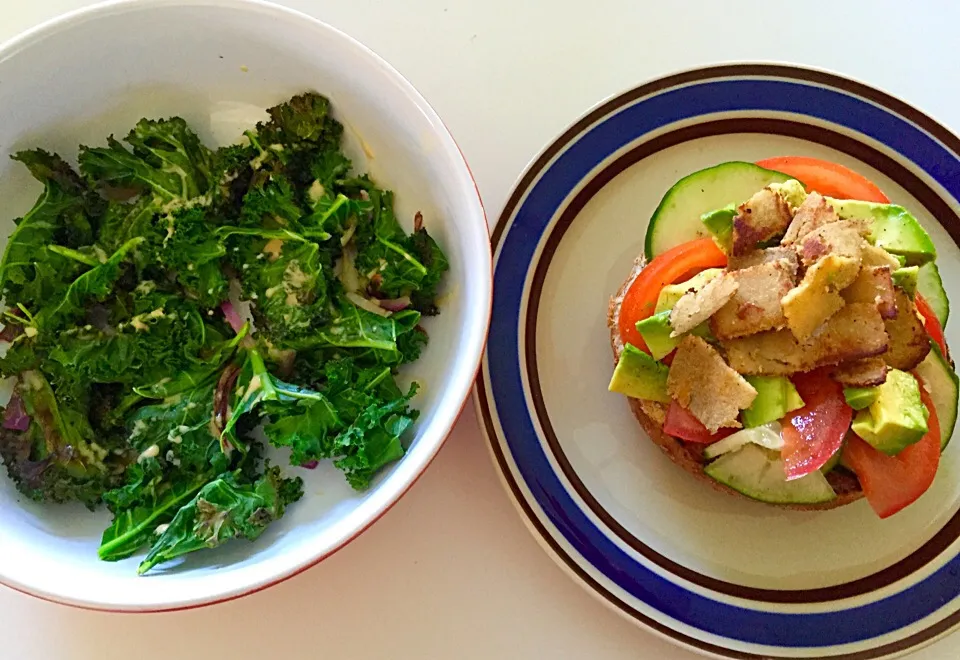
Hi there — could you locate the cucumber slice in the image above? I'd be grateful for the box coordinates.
[917,261,949,328]
[644,162,791,258]
[703,423,783,460]
[704,443,837,505]
[914,342,959,449]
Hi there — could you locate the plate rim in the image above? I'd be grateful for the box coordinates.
[476,62,960,658]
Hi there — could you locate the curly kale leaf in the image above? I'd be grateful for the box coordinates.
[98,382,232,561]
[263,357,417,489]
[79,117,212,205]
[138,465,303,574]
[0,371,121,508]
[350,187,449,310]
[407,227,449,315]
[34,237,143,331]
[218,348,324,454]
[261,92,340,146]
[222,227,327,339]
[47,292,220,390]
[157,207,229,307]
[0,150,99,306]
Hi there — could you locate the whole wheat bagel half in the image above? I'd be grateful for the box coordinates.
[606,253,864,511]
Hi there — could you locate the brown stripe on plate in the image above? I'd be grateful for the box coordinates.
[480,64,960,657]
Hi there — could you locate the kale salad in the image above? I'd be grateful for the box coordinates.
[0,93,448,574]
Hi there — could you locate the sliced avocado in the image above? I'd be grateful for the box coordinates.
[701,204,736,251]
[851,369,929,455]
[785,381,804,413]
[654,268,724,314]
[636,312,714,360]
[608,343,670,403]
[635,312,678,360]
[844,387,880,411]
[768,179,807,209]
[742,376,802,428]
[830,199,936,266]
[892,266,919,297]
[704,443,836,505]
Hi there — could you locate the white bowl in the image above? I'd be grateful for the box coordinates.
[0,0,491,611]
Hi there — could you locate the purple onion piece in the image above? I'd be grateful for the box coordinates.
[378,296,411,312]
[3,394,30,431]
[301,460,319,470]
[220,301,245,334]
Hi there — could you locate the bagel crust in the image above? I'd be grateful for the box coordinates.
[607,254,864,511]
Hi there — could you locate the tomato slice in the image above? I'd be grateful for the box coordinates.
[755,156,890,203]
[663,401,733,444]
[844,377,940,519]
[618,238,727,351]
[915,292,948,356]
[781,369,853,480]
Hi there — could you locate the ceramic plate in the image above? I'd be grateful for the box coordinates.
[475,64,960,658]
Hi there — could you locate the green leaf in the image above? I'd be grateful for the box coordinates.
[219,349,324,454]
[0,371,115,507]
[408,227,449,315]
[138,466,303,574]
[0,151,93,304]
[99,381,231,560]
[158,207,229,307]
[263,394,343,466]
[98,197,160,255]
[79,118,212,205]
[36,237,144,331]
[239,175,303,229]
[263,92,337,144]
[308,294,397,351]
[133,325,248,399]
[99,468,210,561]
[221,227,326,339]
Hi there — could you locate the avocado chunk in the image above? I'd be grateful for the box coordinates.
[701,204,736,251]
[892,266,919,296]
[636,312,678,360]
[768,179,808,210]
[636,311,714,360]
[654,268,724,313]
[830,200,936,266]
[851,369,929,455]
[785,382,804,412]
[844,386,879,411]
[820,445,843,474]
[742,375,804,428]
[608,343,670,403]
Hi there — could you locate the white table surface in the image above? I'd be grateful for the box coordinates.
[4,1,960,658]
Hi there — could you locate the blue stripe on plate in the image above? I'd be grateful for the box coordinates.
[488,78,960,648]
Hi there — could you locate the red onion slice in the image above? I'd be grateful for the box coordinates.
[220,301,245,334]
[3,394,30,431]
[378,296,411,312]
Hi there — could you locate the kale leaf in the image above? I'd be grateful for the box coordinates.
[138,465,303,574]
